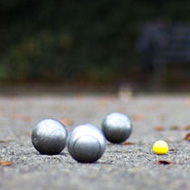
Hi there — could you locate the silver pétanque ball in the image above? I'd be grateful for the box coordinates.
[102,112,132,143]
[67,124,106,163]
[32,118,68,155]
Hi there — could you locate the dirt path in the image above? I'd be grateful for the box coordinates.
[0,93,190,190]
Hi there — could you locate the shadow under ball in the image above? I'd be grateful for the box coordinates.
[102,112,132,143]
[67,124,106,163]
[32,119,68,155]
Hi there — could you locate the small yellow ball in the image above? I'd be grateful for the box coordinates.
[153,140,169,155]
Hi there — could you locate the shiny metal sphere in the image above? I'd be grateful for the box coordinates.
[32,119,68,155]
[102,112,132,143]
[67,124,106,163]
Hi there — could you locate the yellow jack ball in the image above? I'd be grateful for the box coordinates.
[153,140,169,155]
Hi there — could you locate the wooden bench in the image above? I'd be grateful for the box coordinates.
[137,21,190,86]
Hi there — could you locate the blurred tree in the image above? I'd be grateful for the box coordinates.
[0,0,190,82]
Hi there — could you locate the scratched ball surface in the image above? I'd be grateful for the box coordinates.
[32,119,68,155]
[153,140,169,155]
[67,124,106,163]
[102,112,132,143]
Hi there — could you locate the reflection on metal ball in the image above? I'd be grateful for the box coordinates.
[67,124,106,163]
[32,118,68,155]
[102,112,132,143]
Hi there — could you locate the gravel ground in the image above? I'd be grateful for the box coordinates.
[0,92,190,190]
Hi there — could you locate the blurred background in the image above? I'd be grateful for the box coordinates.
[1,0,190,92]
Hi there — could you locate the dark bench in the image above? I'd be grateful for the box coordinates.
[137,21,190,86]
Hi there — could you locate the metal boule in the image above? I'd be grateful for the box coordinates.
[67,124,106,163]
[102,112,132,143]
[32,118,68,155]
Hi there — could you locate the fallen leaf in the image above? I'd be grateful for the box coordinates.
[184,97,190,104]
[97,99,109,109]
[13,114,31,122]
[60,118,73,126]
[184,125,190,130]
[184,133,190,141]
[0,161,13,166]
[13,113,23,120]
[124,141,136,145]
[132,114,144,121]
[170,125,181,130]
[22,116,31,122]
[154,126,165,131]
[156,160,174,165]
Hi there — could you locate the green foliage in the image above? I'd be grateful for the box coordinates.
[1,0,190,81]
